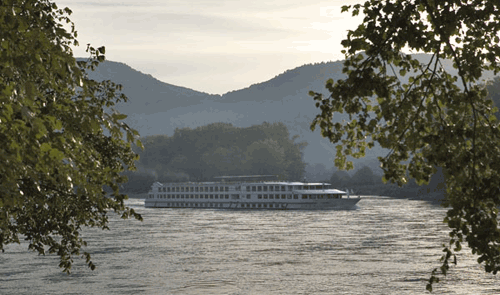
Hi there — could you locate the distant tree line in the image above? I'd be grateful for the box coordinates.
[121,122,307,193]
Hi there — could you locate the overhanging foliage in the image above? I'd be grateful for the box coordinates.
[0,0,142,272]
[309,0,500,291]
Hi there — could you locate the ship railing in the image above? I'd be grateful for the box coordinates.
[155,180,294,186]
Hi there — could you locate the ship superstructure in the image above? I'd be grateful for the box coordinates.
[145,176,360,210]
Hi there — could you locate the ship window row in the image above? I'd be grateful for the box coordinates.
[151,194,341,199]
[240,203,286,208]
[157,185,330,193]
[244,185,327,192]
[162,202,226,208]
[246,185,289,192]
[151,193,306,200]
[154,194,299,200]
[303,185,327,190]
[256,194,297,199]
[301,194,341,199]
[149,202,287,209]
[158,186,231,193]
[154,194,232,199]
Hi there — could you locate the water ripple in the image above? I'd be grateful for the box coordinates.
[1,197,498,294]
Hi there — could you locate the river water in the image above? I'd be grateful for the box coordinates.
[1,196,499,294]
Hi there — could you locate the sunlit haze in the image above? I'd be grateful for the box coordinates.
[59,0,363,94]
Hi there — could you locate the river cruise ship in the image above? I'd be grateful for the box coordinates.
[145,176,360,210]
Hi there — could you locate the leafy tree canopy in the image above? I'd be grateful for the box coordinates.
[309,0,500,291]
[138,122,307,182]
[0,0,142,272]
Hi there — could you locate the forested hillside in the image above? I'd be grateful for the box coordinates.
[93,59,500,197]
[86,57,496,175]
[122,122,306,192]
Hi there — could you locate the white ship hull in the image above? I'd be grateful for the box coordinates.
[144,197,360,210]
[145,178,360,210]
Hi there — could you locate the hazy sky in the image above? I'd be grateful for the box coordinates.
[59,0,363,94]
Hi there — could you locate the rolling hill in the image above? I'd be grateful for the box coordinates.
[83,56,496,176]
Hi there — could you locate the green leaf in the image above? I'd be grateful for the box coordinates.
[49,148,64,161]
[40,142,51,153]
[113,113,127,120]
